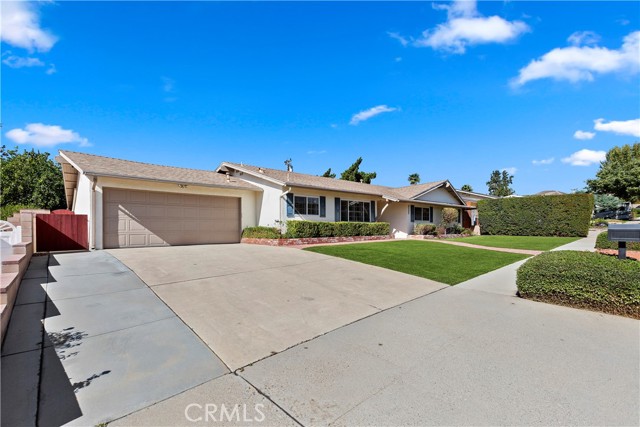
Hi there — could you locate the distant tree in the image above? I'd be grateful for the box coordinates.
[586,143,640,202]
[594,194,624,210]
[486,170,515,197]
[321,168,336,178]
[340,157,377,184]
[460,184,473,192]
[408,173,420,185]
[0,146,66,210]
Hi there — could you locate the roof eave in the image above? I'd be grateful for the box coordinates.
[84,171,262,192]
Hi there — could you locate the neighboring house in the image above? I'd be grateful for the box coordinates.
[58,151,470,249]
[535,190,566,196]
[456,190,498,232]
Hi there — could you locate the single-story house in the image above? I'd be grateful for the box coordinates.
[58,151,475,249]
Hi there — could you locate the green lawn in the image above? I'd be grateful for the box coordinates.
[304,240,529,285]
[448,235,581,251]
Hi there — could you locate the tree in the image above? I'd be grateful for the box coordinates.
[460,184,473,192]
[594,194,624,210]
[408,173,420,185]
[441,207,459,234]
[0,146,66,210]
[321,168,336,178]
[586,143,640,202]
[486,170,515,197]
[340,157,377,184]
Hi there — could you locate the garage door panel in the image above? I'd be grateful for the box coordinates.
[128,234,148,247]
[103,188,241,248]
[129,191,149,204]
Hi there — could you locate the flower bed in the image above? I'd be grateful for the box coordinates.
[241,235,391,246]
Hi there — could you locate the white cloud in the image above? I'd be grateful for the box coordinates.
[5,123,90,148]
[0,1,57,52]
[387,32,409,47]
[567,31,600,46]
[46,63,56,75]
[512,31,640,87]
[414,0,529,54]
[562,149,606,166]
[573,130,595,140]
[594,118,640,137]
[395,57,402,62]
[532,158,554,165]
[349,105,398,125]
[502,167,517,175]
[2,54,44,68]
[307,150,327,155]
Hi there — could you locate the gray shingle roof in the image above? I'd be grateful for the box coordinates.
[60,151,260,191]
[219,162,446,200]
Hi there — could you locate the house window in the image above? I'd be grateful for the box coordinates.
[294,196,320,216]
[307,197,319,215]
[294,196,307,215]
[415,207,431,221]
[340,200,371,222]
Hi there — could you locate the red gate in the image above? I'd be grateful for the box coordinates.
[35,213,89,251]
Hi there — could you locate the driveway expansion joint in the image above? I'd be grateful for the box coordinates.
[236,373,304,427]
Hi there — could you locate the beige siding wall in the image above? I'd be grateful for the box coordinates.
[416,187,460,204]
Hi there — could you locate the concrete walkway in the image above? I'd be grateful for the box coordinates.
[427,238,542,255]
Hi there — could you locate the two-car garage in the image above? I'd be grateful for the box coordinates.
[103,188,242,248]
[57,150,260,250]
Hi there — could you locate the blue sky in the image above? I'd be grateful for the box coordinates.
[2,1,639,195]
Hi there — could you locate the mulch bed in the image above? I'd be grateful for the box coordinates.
[596,249,640,261]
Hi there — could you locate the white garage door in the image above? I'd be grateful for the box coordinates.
[103,188,241,248]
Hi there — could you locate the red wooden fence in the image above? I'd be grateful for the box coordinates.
[35,213,89,251]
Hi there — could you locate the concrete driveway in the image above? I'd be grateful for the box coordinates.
[109,244,446,370]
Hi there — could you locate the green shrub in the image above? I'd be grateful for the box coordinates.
[0,204,36,220]
[242,226,282,239]
[447,223,465,234]
[285,220,390,238]
[414,223,437,235]
[478,194,593,237]
[595,231,640,251]
[517,251,640,319]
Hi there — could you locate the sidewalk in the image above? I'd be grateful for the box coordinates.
[456,230,602,296]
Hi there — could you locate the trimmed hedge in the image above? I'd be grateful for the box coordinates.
[285,220,390,238]
[595,231,640,251]
[478,194,593,237]
[517,251,640,319]
[242,226,282,239]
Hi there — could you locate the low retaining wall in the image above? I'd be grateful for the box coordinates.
[241,235,391,246]
[407,234,469,240]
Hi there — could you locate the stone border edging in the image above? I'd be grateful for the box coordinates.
[241,235,391,246]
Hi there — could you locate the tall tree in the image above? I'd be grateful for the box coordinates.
[460,184,473,192]
[486,170,515,197]
[587,143,640,202]
[408,173,420,185]
[321,168,336,178]
[0,146,66,210]
[340,157,377,184]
